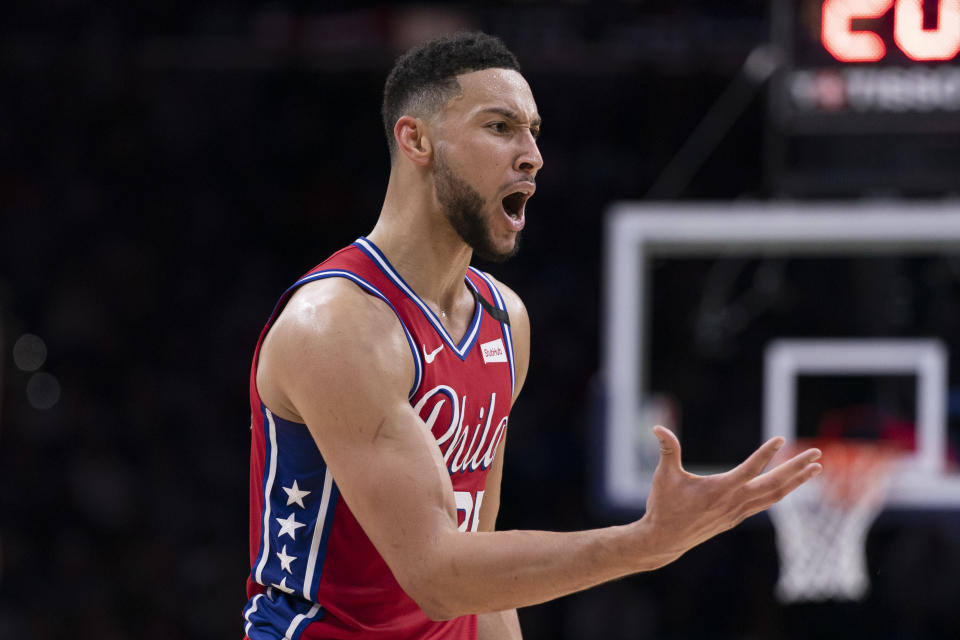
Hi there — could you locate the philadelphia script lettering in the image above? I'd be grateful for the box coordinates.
[413,385,508,474]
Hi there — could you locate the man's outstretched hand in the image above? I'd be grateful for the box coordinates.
[635,425,822,569]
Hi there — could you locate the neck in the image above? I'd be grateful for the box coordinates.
[367,169,473,315]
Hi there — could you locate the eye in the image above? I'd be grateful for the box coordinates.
[487,121,510,134]
[530,126,541,140]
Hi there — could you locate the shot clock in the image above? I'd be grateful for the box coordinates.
[771,0,960,133]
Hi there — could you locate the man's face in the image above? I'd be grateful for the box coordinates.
[432,68,542,261]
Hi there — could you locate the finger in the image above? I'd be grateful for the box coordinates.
[739,461,823,518]
[652,425,683,472]
[730,436,786,482]
[744,448,823,498]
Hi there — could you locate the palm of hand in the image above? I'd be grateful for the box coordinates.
[641,425,822,564]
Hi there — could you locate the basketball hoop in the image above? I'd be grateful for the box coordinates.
[768,438,904,603]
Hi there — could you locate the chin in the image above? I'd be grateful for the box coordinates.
[477,234,520,263]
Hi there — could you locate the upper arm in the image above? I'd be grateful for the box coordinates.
[256,279,460,594]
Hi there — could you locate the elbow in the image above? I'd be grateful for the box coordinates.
[419,601,460,622]
[397,569,467,621]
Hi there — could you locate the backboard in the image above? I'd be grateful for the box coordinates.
[602,203,960,511]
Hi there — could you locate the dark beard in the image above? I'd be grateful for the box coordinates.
[434,150,520,263]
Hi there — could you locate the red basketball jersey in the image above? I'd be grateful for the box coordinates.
[244,238,516,639]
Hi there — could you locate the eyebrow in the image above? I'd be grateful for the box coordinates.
[479,107,542,129]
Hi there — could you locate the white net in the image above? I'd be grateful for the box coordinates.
[768,440,902,603]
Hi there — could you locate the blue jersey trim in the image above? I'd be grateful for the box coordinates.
[353,237,483,361]
[278,269,423,399]
[247,409,338,638]
[243,589,324,639]
[468,267,516,396]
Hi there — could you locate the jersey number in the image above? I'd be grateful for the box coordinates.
[822,0,960,62]
[455,490,485,532]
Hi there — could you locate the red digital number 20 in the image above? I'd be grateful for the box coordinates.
[822,0,960,62]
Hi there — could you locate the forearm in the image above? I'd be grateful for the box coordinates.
[407,520,669,619]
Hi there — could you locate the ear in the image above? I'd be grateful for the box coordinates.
[393,115,432,166]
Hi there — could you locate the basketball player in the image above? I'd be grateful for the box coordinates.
[243,32,823,639]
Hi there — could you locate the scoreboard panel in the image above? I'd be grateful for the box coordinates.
[771,0,960,133]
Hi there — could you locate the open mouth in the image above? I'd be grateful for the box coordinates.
[501,191,527,219]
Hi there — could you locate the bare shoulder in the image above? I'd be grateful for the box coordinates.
[257,277,414,421]
[476,272,530,401]
[271,277,401,343]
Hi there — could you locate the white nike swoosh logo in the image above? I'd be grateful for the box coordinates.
[423,344,444,364]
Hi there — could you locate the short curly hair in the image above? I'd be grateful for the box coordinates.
[381,32,520,155]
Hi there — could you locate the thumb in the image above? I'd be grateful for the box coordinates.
[652,425,682,471]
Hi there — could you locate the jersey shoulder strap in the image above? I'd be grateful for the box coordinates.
[466,267,516,395]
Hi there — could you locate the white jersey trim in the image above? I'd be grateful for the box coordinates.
[300,467,335,600]
[244,593,264,636]
[355,237,483,361]
[284,603,322,640]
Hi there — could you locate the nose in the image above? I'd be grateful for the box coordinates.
[515,130,543,176]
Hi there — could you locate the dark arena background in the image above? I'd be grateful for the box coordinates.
[2,3,960,639]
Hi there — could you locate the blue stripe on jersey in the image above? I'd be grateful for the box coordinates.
[278,269,423,400]
[243,588,324,639]
[248,408,339,636]
[468,267,516,395]
[353,237,483,361]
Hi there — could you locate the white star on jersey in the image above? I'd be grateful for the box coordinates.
[276,545,297,573]
[276,512,306,540]
[282,479,311,508]
[271,577,295,594]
